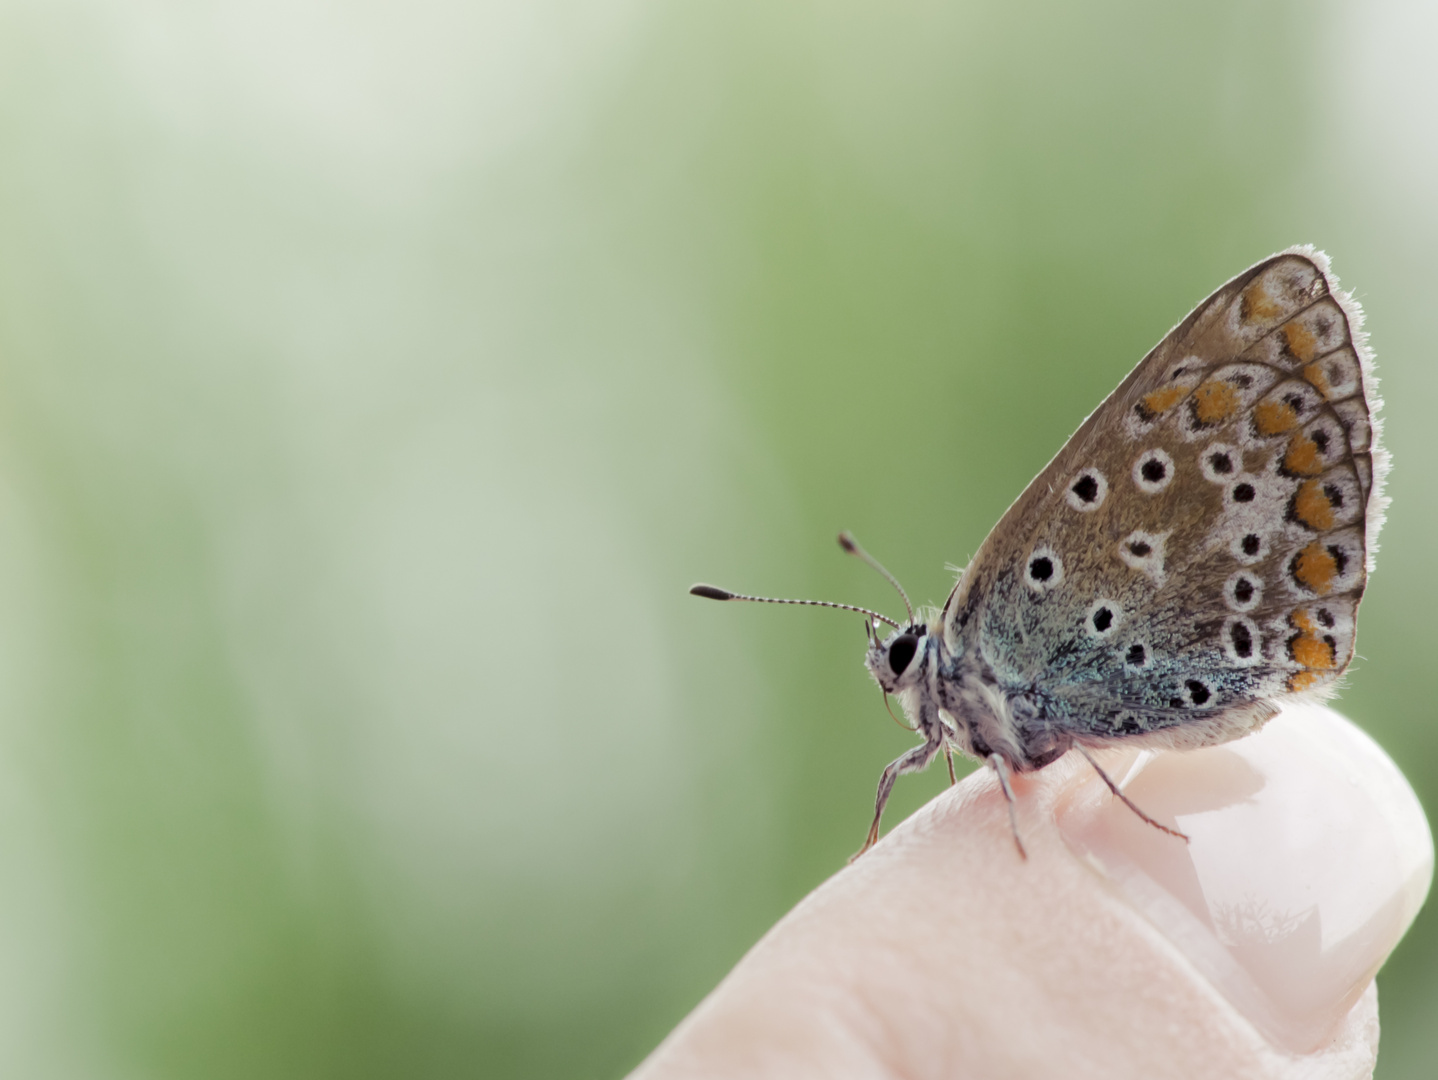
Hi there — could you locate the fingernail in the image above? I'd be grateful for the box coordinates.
[1055,703,1433,1053]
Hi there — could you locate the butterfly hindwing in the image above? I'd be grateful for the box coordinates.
[944,247,1386,751]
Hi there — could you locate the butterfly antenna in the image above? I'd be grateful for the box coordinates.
[837,532,914,625]
[689,584,903,630]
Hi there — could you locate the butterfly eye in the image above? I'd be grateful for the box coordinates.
[887,634,918,675]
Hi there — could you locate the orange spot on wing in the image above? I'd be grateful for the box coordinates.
[1291,632,1336,669]
[1302,361,1333,398]
[1254,399,1299,436]
[1293,479,1336,530]
[1142,385,1186,416]
[1287,608,1339,685]
[1284,433,1324,476]
[1283,321,1318,363]
[1292,541,1337,594]
[1192,380,1239,424]
[1242,281,1282,322]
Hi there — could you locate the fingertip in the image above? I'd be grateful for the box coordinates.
[1056,703,1431,1054]
[634,711,1423,1079]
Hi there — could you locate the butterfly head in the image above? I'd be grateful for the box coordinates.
[866,620,933,695]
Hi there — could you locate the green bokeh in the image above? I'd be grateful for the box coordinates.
[0,1,1432,1077]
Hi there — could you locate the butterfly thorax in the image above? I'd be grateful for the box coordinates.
[867,615,1071,772]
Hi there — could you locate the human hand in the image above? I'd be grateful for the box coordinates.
[629,703,1431,1080]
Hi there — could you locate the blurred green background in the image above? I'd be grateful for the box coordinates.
[0,0,1432,1076]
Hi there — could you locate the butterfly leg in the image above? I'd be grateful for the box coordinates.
[986,753,1027,860]
[1076,745,1190,842]
[946,749,958,786]
[850,737,943,862]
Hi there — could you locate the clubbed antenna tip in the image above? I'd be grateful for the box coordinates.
[685,581,902,629]
[836,531,915,624]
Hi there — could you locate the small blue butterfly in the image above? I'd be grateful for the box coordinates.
[694,247,1387,860]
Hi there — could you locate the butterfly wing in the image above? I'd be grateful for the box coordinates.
[943,248,1387,757]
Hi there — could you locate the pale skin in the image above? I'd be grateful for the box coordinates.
[628,737,1385,1080]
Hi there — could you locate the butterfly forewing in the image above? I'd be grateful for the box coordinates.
[945,247,1386,748]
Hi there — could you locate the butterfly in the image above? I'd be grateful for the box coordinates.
[692,247,1387,860]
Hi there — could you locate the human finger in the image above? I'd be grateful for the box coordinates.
[630,703,1431,1079]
